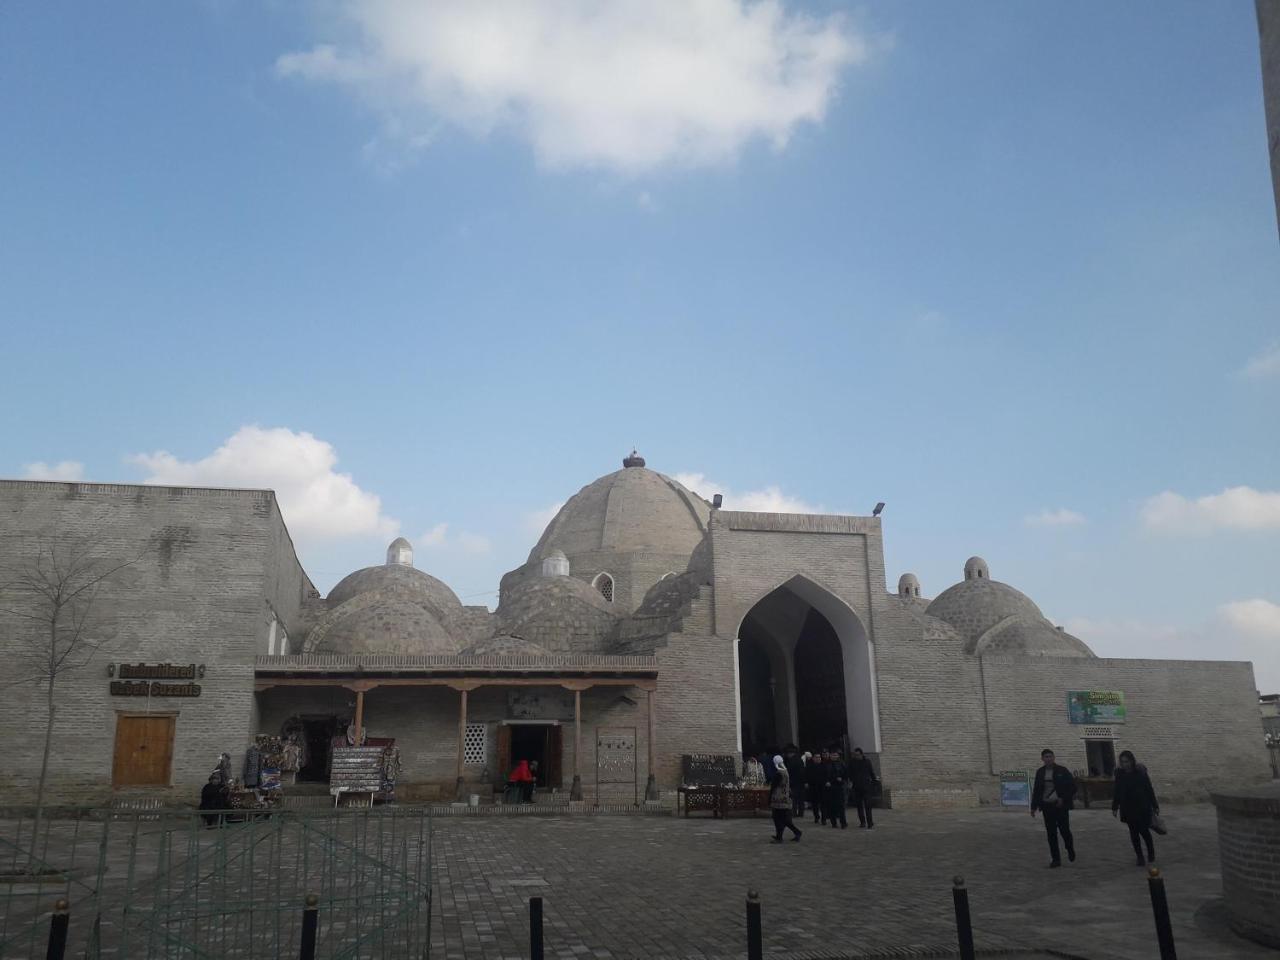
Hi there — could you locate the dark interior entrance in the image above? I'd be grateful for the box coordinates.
[298,716,342,782]
[794,609,848,751]
[496,723,564,789]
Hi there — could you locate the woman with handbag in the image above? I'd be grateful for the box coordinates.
[1112,750,1160,866]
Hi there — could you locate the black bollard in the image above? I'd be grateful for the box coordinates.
[45,899,69,960]
[746,889,763,960]
[951,877,975,960]
[299,893,319,960]
[1147,868,1177,960]
[530,896,544,960]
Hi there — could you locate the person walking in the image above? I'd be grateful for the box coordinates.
[1030,749,1077,867]
[806,751,827,824]
[823,748,849,829]
[768,754,803,843]
[783,747,807,819]
[1112,750,1160,866]
[848,747,878,828]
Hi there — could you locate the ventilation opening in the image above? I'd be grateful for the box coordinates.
[593,572,615,603]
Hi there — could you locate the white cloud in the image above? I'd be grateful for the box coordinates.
[1024,508,1085,528]
[1063,608,1280,693]
[277,0,869,174]
[1220,599,1280,639]
[416,523,492,555]
[21,460,85,482]
[673,471,823,514]
[130,426,398,542]
[1240,342,1280,380]
[1140,486,1280,533]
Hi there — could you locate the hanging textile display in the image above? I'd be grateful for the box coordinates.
[243,743,262,788]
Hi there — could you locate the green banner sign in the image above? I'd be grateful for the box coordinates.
[1067,690,1126,724]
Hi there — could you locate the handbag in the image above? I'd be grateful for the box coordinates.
[1151,812,1167,835]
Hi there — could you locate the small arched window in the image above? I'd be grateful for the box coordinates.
[592,572,615,603]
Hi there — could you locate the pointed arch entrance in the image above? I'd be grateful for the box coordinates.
[735,576,879,758]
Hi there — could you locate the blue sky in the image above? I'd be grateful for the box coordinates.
[2,2,1278,687]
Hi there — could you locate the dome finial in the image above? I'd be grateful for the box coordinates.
[386,537,413,567]
[964,556,989,581]
[622,449,646,468]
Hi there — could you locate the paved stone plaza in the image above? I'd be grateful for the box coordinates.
[430,804,1274,960]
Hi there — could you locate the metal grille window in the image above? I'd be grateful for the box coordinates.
[593,572,614,603]
[464,723,487,765]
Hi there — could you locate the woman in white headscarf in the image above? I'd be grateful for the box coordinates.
[768,754,803,843]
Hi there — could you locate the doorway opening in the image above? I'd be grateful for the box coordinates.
[496,722,564,790]
[298,715,342,782]
[736,575,879,758]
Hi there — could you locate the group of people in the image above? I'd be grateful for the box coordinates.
[1030,747,1163,868]
[757,745,880,843]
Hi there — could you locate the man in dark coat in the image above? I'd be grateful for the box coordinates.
[806,751,827,824]
[822,749,849,829]
[1112,750,1160,866]
[199,775,228,827]
[848,747,878,828]
[782,747,807,819]
[1030,749,1077,867]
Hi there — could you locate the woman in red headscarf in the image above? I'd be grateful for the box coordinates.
[508,759,535,804]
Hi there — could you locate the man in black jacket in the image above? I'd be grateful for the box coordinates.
[848,747,878,828]
[807,751,828,824]
[1030,749,1077,867]
[823,749,849,829]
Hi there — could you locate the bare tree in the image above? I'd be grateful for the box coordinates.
[1,537,141,856]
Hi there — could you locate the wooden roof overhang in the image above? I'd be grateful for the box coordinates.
[253,653,659,692]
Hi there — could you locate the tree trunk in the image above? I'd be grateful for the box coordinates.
[30,663,56,868]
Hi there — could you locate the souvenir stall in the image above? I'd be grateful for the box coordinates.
[328,723,401,807]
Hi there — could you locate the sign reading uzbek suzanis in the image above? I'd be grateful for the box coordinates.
[1067,690,1125,724]
[110,663,202,697]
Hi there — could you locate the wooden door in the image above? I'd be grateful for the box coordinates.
[547,725,563,789]
[112,715,176,787]
[495,724,512,789]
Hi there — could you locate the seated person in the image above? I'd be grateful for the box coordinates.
[508,759,535,803]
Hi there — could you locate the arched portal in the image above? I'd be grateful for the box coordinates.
[735,576,879,758]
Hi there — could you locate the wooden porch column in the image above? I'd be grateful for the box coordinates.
[353,689,365,744]
[570,689,583,800]
[645,687,659,801]
[455,687,468,800]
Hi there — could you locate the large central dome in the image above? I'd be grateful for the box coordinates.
[501,452,711,614]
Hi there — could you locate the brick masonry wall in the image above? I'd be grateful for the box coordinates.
[0,480,311,805]
[1212,784,1280,948]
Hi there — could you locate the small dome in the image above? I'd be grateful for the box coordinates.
[623,450,646,468]
[460,635,550,657]
[494,575,618,653]
[540,549,570,577]
[328,563,463,617]
[926,573,1094,658]
[386,537,413,567]
[964,557,989,581]
[898,573,921,598]
[307,599,460,655]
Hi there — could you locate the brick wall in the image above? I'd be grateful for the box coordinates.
[1212,784,1280,948]
[0,480,311,805]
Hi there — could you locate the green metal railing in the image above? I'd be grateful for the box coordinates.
[0,807,433,959]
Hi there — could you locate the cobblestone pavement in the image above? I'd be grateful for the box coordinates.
[429,803,1274,960]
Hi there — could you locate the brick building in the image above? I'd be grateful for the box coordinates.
[0,453,1270,807]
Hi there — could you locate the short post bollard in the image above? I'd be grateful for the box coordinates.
[299,893,319,960]
[746,889,763,960]
[952,877,975,960]
[1147,868,1177,960]
[46,899,69,960]
[530,896,544,960]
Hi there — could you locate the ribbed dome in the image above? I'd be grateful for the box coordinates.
[307,598,461,655]
[328,563,463,618]
[926,563,1094,658]
[527,465,710,565]
[459,635,551,657]
[926,577,1044,642]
